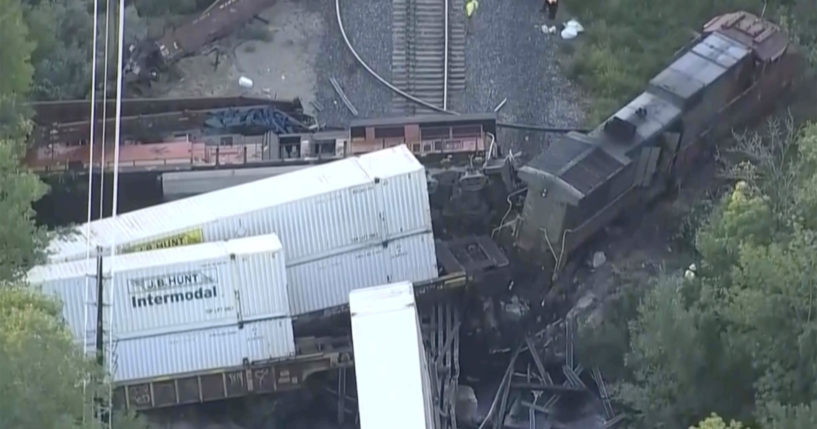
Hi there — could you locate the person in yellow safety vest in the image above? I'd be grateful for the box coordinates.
[465,0,478,18]
[541,0,558,21]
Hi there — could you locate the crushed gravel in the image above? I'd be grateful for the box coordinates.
[306,0,394,126]
[307,0,586,157]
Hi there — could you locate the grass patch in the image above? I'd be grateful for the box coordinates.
[562,0,817,125]
[243,43,257,53]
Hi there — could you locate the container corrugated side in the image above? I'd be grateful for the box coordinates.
[28,234,290,343]
[46,156,372,263]
[350,281,431,429]
[112,317,295,383]
[287,231,438,315]
[47,146,430,266]
[357,146,431,238]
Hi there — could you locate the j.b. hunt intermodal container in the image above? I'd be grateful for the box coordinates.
[27,234,289,345]
[46,145,432,265]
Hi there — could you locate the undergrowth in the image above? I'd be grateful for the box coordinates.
[561,0,817,125]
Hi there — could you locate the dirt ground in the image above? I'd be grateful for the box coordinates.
[143,0,324,114]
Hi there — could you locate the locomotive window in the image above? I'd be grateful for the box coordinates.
[374,126,405,139]
[220,136,234,146]
[451,125,482,137]
[350,127,365,138]
[434,141,442,151]
[413,143,421,152]
[421,126,450,140]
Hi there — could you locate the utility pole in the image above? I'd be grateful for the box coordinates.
[94,246,111,427]
[96,247,105,367]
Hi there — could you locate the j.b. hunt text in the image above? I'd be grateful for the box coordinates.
[127,271,213,293]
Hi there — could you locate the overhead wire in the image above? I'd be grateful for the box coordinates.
[99,0,113,217]
[82,0,100,423]
[106,0,127,421]
[334,0,458,114]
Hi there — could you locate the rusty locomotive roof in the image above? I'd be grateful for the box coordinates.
[703,11,789,61]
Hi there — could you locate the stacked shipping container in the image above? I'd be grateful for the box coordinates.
[27,234,295,382]
[44,145,439,315]
[28,146,441,383]
[46,145,433,266]
[350,281,436,429]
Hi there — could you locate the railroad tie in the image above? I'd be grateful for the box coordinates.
[391,0,466,114]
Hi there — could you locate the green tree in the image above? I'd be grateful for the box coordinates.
[690,414,747,429]
[760,401,817,429]
[23,0,94,100]
[616,277,755,429]
[0,136,49,281]
[614,121,817,428]
[0,0,49,281]
[0,0,34,96]
[0,285,148,429]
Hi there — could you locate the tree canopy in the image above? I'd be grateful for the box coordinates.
[600,119,817,429]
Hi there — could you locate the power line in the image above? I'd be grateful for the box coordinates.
[82,0,100,423]
[106,0,127,423]
[99,0,113,217]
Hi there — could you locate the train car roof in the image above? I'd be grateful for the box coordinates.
[648,32,751,107]
[703,11,789,61]
[593,91,683,157]
[522,132,628,202]
[523,86,682,201]
[349,113,497,128]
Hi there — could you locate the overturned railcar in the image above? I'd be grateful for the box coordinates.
[515,11,801,266]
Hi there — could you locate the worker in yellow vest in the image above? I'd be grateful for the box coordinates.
[541,0,558,20]
[465,0,478,18]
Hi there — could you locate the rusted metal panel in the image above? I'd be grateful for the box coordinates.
[703,11,789,61]
[114,338,354,411]
[30,96,303,125]
[157,0,277,63]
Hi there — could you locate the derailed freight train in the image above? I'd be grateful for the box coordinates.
[30,10,802,411]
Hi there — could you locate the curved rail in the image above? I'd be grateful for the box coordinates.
[334,0,459,115]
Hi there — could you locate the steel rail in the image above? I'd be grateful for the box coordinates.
[335,0,459,114]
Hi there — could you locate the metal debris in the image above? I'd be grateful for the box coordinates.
[493,98,508,112]
[329,77,359,117]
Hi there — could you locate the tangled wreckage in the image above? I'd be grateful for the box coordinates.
[27,10,803,428]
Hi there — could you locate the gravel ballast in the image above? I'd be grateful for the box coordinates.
[307,0,586,156]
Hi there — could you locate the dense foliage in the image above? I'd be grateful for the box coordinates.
[581,120,817,429]
[23,0,95,100]
[565,0,817,123]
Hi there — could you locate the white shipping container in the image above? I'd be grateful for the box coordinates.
[27,234,290,344]
[350,281,436,429]
[287,232,438,315]
[47,145,432,266]
[112,317,295,383]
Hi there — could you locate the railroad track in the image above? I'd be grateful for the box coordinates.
[391,0,466,114]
